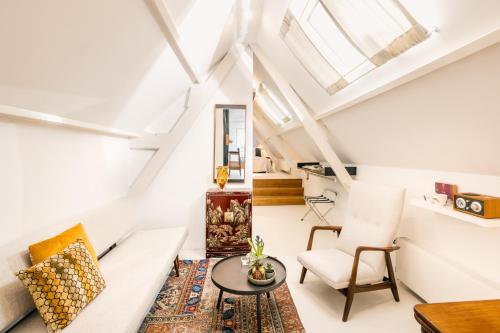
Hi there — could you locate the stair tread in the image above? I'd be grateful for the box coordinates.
[253,195,305,206]
[254,195,304,199]
[253,178,303,188]
[253,187,304,196]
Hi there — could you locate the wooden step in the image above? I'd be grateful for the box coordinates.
[253,195,305,206]
[253,187,304,196]
[253,178,302,188]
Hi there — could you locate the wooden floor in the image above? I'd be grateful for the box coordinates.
[253,178,305,206]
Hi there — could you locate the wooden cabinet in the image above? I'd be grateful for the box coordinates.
[206,189,252,257]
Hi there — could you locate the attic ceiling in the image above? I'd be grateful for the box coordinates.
[2,0,500,176]
[0,0,239,132]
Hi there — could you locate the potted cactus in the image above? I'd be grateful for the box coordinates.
[265,263,275,279]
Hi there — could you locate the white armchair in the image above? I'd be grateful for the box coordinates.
[297,181,406,321]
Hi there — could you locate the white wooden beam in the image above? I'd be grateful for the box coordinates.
[0,104,139,138]
[129,133,163,150]
[252,45,353,190]
[129,46,245,195]
[147,0,201,84]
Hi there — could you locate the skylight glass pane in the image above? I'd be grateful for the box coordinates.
[262,84,292,123]
[321,0,425,60]
[306,2,366,75]
[281,12,346,93]
[256,95,284,126]
[282,0,427,95]
[256,84,293,126]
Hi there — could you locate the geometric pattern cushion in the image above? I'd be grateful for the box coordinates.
[16,239,106,333]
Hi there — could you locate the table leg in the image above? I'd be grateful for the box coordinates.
[217,290,223,310]
[256,294,261,333]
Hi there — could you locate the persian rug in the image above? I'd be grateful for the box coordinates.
[138,259,305,333]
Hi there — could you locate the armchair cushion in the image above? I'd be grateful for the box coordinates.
[298,248,380,289]
[337,181,405,277]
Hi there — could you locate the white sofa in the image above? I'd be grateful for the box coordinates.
[0,217,187,333]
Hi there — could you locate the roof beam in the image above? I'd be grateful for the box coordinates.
[129,45,245,195]
[0,104,139,138]
[147,0,201,83]
[252,45,353,190]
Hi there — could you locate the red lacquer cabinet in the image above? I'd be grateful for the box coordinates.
[206,189,252,257]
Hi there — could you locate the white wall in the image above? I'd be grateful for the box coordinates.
[0,118,130,247]
[132,50,254,250]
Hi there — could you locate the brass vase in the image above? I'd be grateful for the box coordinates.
[216,166,229,190]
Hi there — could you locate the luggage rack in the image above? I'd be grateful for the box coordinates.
[301,188,338,223]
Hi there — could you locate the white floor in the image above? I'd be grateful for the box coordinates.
[182,205,422,333]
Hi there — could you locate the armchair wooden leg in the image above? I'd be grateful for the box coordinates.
[342,285,355,322]
[174,255,180,277]
[299,267,307,284]
[385,252,400,302]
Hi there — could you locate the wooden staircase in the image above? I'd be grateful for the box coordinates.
[253,178,305,206]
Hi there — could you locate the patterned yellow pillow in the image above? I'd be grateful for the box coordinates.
[16,239,106,333]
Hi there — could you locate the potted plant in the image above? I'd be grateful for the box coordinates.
[247,236,267,281]
[265,263,275,279]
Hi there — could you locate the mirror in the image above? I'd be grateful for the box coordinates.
[214,104,246,183]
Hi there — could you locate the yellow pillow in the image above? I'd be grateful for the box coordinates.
[29,223,98,266]
[16,239,106,333]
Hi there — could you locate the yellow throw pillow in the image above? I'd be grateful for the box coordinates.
[29,223,98,266]
[16,239,106,333]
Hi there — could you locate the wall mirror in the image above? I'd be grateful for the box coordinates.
[213,104,246,183]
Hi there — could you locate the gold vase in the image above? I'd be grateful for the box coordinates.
[216,166,229,190]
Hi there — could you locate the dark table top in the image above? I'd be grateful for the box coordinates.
[211,255,287,295]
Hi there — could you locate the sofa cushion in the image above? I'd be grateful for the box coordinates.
[9,226,187,333]
[298,248,380,289]
[16,239,106,333]
[28,223,98,266]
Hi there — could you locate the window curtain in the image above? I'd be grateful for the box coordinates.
[320,0,428,66]
[281,11,348,94]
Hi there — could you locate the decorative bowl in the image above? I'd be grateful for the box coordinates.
[247,270,275,286]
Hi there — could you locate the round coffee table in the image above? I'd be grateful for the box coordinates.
[211,255,287,333]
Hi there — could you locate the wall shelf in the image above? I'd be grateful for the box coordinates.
[411,199,500,228]
[297,168,337,182]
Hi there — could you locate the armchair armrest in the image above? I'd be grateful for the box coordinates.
[354,245,400,257]
[306,225,342,251]
[349,245,400,286]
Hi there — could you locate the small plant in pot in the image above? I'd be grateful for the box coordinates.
[265,263,275,279]
[247,236,269,281]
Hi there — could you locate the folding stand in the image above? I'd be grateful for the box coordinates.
[301,189,338,223]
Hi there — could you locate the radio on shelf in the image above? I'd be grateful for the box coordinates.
[453,192,500,219]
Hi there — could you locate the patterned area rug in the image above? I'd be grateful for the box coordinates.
[138,259,305,333]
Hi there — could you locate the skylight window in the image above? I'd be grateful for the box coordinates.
[255,84,293,126]
[281,0,429,94]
